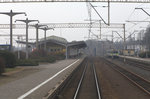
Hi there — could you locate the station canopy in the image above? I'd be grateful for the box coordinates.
[17,35,87,48]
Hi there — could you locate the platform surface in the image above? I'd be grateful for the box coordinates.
[0,59,82,99]
[119,55,150,63]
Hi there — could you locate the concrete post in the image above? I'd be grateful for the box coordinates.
[0,10,26,51]
[66,46,68,59]
[39,27,54,51]
[26,22,29,59]
[32,24,47,50]
[99,20,101,39]
[44,30,46,50]
[123,24,126,62]
[108,0,110,26]
[15,18,38,59]
[10,16,13,51]
[36,27,39,50]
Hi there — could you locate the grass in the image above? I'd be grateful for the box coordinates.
[5,67,21,73]
[15,59,39,66]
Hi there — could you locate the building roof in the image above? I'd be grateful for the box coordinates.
[68,41,87,48]
[0,44,10,46]
[17,35,87,49]
[40,35,68,43]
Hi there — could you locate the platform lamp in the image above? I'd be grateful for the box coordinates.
[0,10,26,51]
[39,26,54,51]
[31,24,47,50]
[15,18,39,59]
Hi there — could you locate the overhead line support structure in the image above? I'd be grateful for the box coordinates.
[108,0,110,25]
[15,18,39,59]
[123,24,126,62]
[0,0,150,3]
[31,24,47,50]
[0,10,26,51]
[0,23,124,29]
[135,8,150,17]
[39,27,54,51]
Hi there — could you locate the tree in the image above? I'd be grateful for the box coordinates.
[0,57,5,75]
[143,25,150,51]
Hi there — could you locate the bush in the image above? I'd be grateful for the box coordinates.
[16,59,39,66]
[0,57,5,75]
[29,50,65,63]
[53,52,65,60]
[14,51,26,59]
[139,51,150,58]
[46,55,56,63]
[30,49,47,59]
[0,51,16,68]
[139,52,146,58]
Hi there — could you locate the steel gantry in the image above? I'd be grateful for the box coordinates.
[0,23,124,29]
[0,0,150,3]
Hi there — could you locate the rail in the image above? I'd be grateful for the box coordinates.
[73,62,101,99]
[104,58,150,95]
[119,58,150,71]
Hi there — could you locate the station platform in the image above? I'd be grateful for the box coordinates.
[0,58,83,99]
[118,55,150,64]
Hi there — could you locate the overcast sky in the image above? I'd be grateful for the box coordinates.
[0,2,150,45]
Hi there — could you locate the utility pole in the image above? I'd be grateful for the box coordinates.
[111,31,114,50]
[99,20,102,39]
[15,18,39,59]
[39,27,54,51]
[123,24,126,62]
[112,31,114,43]
[31,24,47,50]
[108,0,110,25]
[0,10,26,51]
[17,36,20,59]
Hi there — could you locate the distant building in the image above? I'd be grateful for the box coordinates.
[16,35,87,58]
[0,44,11,51]
[39,35,67,53]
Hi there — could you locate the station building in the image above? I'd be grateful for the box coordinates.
[17,35,87,58]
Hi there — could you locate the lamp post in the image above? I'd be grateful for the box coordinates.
[31,24,47,50]
[39,27,54,51]
[0,10,26,51]
[15,18,39,59]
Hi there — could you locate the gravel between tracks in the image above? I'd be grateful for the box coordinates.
[109,58,150,81]
[94,57,150,99]
[55,57,150,99]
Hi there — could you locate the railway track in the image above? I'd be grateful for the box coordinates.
[73,61,101,99]
[118,58,150,71]
[50,58,101,99]
[104,58,150,95]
